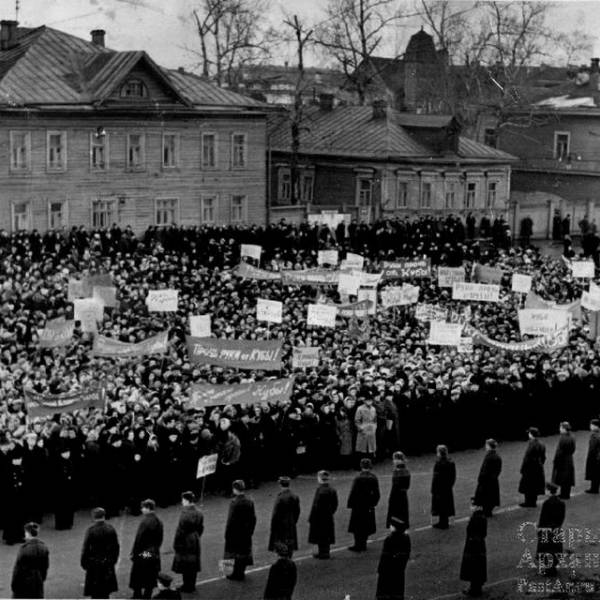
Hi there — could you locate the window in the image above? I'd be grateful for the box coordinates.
[231,133,246,168]
[277,168,291,203]
[465,182,476,208]
[301,173,314,203]
[162,134,178,168]
[421,182,432,208]
[127,134,145,170]
[201,195,217,224]
[156,198,178,226]
[201,133,217,168]
[92,199,117,228]
[12,202,30,231]
[9,131,31,172]
[47,131,66,171]
[396,180,408,208]
[120,79,147,98]
[483,128,497,148]
[90,133,108,170]
[554,131,570,161]
[445,182,456,209]
[486,181,497,208]
[231,195,246,223]
[49,201,67,229]
[357,177,372,206]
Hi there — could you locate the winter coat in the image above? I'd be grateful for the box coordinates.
[537,495,565,559]
[171,506,204,574]
[81,521,120,598]
[348,471,380,536]
[224,494,257,565]
[376,530,411,600]
[552,433,575,488]
[129,512,164,591]
[263,557,297,600]
[518,439,546,496]
[473,450,502,510]
[460,510,487,584]
[431,457,456,517]
[268,489,300,552]
[585,431,600,481]
[335,416,354,456]
[11,538,49,599]
[308,483,338,545]
[354,403,377,453]
[386,465,410,528]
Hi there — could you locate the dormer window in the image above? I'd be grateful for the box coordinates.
[120,79,147,98]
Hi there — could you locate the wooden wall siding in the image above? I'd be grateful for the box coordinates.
[0,114,267,231]
[106,65,181,104]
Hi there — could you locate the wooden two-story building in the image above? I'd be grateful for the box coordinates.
[0,21,268,233]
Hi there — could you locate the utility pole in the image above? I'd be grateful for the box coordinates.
[15,0,20,21]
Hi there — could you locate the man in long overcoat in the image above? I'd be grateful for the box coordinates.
[431,445,456,529]
[536,483,566,576]
[473,439,502,517]
[460,503,487,597]
[354,397,377,462]
[308,470,338,559]
[376,517,411,600]
[263,543,297,600]
[129,499,164,599]
[348,458,380,551]
[518,427,546,507]
[224,480,257,581]
[81,507,120,599]
[552,422,575,499]
[268,476,300,557]
[172,491,204,593]
[386,452,410,528]
[4,444,27,545]
[585,419,600,494]
[11,522,49,599]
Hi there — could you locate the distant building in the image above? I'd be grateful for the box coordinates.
[0,20,268,233]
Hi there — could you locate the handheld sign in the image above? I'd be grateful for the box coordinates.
[146,290,178,312]
[256,298,283,324]
[196,453,218,479]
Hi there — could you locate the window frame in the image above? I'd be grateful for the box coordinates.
[396,179,408,208]
[483,127,497,148]
[445,181,456,209]
[201,132,218,169]
[300,172,314,203]
[11,201,32,232]
[200,194,217,224]
[126,132,146,171]
[9,130,31,173]
[230,194,247,224]
[554,131,570,161]
[120,79,148,98]
[91,198,118,229]
[162,132,180,169]
[155,197,179,227]
[48,199,69,230]
[277,167,292,203]
[420,181,432,208]
[465,181,477,209]
[486,181,498,209]
[89,132,109,171]
[356,176,373,206]
[46,130,67,172]
[231,132,247,169]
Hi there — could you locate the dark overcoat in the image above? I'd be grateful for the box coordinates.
[268,489,300,552]
[172,505,204,574]
[459,510,487,584]
[81,521,120,598]
[473,450,502,509]
[347,471,380,536]
[224,494,257,566]
[308,483,338,545]
[11,538,49,599]
[129,512,164,591]
[585,431,600,481]
[375,530,411,600]
[518,439,546,496]
[263,557,297,600]
[431,458,456,517]
[386,466,410,528]
[536,495,566,558]
[552,434,575,487]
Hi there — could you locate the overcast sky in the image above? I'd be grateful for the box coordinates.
[14,0,600,71]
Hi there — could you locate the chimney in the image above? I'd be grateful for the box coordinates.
[319,93,334,111]
[372,99,388,119]
[591,57,600,73]
[91,29,105,47]
[0,20,18,51]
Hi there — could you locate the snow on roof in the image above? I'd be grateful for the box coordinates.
[535,95,596,108]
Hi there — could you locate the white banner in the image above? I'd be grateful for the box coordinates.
[415,303,447,322]
[590,281,600,298]
[256,298,283,324]
[357,288,377,315]
[402,283,419,304]
[571,260,595,278]
[73,298,104,322]
[338,272,361,296]
[292,347,320,369]
[437,267,465,288]
[317,250,339,266]
[196,453,218,478]
[380,286,405,308]
[342,252,364,271]
[307,304,338,328]
[190,315,211,338]
[452,282,500,302]
[146,289,178,312]
[358,271,383,288]
[241,244,262,261]
[512,273,532,294]
[428,321,462,346]
[582,291,600,312]
[458,337,473,353]
[518,309,570,336]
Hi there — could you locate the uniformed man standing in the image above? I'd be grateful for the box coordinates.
[386,452,410,528]
[172,491,204,593]
[308,470,338,559]
[585,419,600,494]
[518,427,546,508]
[268,476,300,558]
[552,422,575,500]
[473,439,502,517]
[11,522,49,599]
[537,483,566,576]
[460,502,487,597]
[347,458,380,552]
[375,517,411,600]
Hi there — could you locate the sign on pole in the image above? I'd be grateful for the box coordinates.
[307,304,338,328]
[512,273,532,294]
[256,298,283,324]
[196,453,218,479]
[146,290,178,312]
[241,244,262,261]
[190,315,211,338]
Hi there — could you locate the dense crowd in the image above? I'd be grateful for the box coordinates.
[0,213,598,545]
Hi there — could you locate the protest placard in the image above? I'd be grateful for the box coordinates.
[472,264,505,284]
[186,337,283,370]
[590,281,600,298]
[380,286,405,308]
[196,453,218,478]
[93,286,117,308]
[437,267,465,288]
[39,319,74,348]
[571,260,595,278]
[512,273,532,294]
[332,299,372,318]
[452,282,500,302]
[428,321,462,346]
[146,289,178,312]
[358,271,383,287]
[67,279,85,301]
[307,303,338,328]
[338,272,361,296]
[415,303,447,322]
[357,288,377,315]
[92,331,169,358]
[190,315,211,338]
[402,283,420,304]
[382,259,430,280]
[281,269,339,286]
[341,252,364,271]
[234,262,281,281]
[458,337,473,353]
[240,244,262,261]
[256,298,283,324]
[582,291,600,312]
[73,298,104,322]
[189,377,294,408]
[292,347,320,369]
[518,309,570,336]
[317,250,339,266]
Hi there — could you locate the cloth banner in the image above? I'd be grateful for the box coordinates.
[382,259,430,280]
[186,337,283,370]
[146,289,178,312]
[452,282,500,302]
[92,331,169,358]
[196,454,218,478]
[282,269,339,286]
[512,273,532,294]
[415,303,447,322]
[188,378,294,408]
[381,284,419,308]
[357,272,383,287]
[341,253,364,271]
[357,288,377,315]
[93,286,118,308]
[518,309,570,336]
[190,315,211,338]
[307,304,338,328]
[292,347,320,369]
[329,299,372,318]
[338,272,361,296]
[317,250,339,266]
[472,328,568,353]
[25,384,105,417]
[39,319,74,348]
[428,321,462,346]
[571,260,595,278]
[240,244,262,261]
[234,262,281,281]
[472,264,504,284]
[437,267,465,288]
[256,299,283,324]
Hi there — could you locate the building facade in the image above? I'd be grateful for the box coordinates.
[0,21,268,233]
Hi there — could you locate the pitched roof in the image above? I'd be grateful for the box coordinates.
[0,25,265,110]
